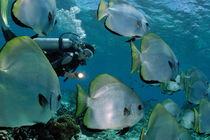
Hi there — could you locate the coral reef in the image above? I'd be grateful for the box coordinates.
[46,115,80,140]
[0,104,80,140]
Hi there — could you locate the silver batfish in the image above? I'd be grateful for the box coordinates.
[131,33,179,84]
[97,0,149,40]
[0,36,61,127]
[11,0,57,35]
[76,74,144,131]
[140,104,192,140]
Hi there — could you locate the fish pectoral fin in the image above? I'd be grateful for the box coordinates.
[130,41,141,73]
[116,127,130,135]
[97,0,108,20]
[38,93,48,107]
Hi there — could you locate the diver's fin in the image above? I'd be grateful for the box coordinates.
[130,41,141,73]
[76,84,88,117]
[140,128,145,140]
[31,34,39,39]
[117,127,130,135]
[1,27,17,41]
[97,0,108,20]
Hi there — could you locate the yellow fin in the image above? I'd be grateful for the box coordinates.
[139,128,145,140]
[193,108,199,133]
[75,84,88,117]
[130,41,141,73]
[0,0,9,28]
[97,0,108,20]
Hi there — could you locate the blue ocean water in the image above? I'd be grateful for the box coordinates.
[0,0,209,139]
[56,0,210,105]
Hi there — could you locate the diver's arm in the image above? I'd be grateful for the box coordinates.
[33,38,75,51]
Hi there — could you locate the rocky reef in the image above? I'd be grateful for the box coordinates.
[0,104,80,140]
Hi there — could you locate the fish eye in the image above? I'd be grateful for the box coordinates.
[138,105,142,110]
[57,95,61,101]
[146,23,149,27]
[55,20,57,25]
[48,12,53,21]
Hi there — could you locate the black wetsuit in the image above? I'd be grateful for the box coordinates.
[45,48,86,76]
[2,28,86,76]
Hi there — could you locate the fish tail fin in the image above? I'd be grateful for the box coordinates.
[193,108,199,132]
[0,0,9,29]
[97,0,108,21]
[140,128,145,140]
[130,41,141,73]
[76,84,89,117]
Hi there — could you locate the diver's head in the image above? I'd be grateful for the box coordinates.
[78,43,95,61]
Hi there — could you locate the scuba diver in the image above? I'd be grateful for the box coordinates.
[1,28,95,82]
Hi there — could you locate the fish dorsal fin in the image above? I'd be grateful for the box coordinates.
[108,0,126,5]
[0,0,9,28]
[141,33,174,56]
[0,36,56,79]
[147,104,170,129]
[146,103,183,138]
[11,0,31,28]
[89,74,121,98]
[0,36,42,65]
[162,98,180,117]
[141,33,157,52]
[148,104,192,139]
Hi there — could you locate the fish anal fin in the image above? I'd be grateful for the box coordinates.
[11,1,31,29]
[116,127,130,135]
[126,37,136,42]
[104,19,123,36]
[82,124,104,133]
[140,72,160,85]
[31,34,39,39]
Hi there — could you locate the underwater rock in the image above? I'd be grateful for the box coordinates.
[0,130,13,140]
[0,113,80,140]
[12,124,54,140]
[46,114,80,140]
